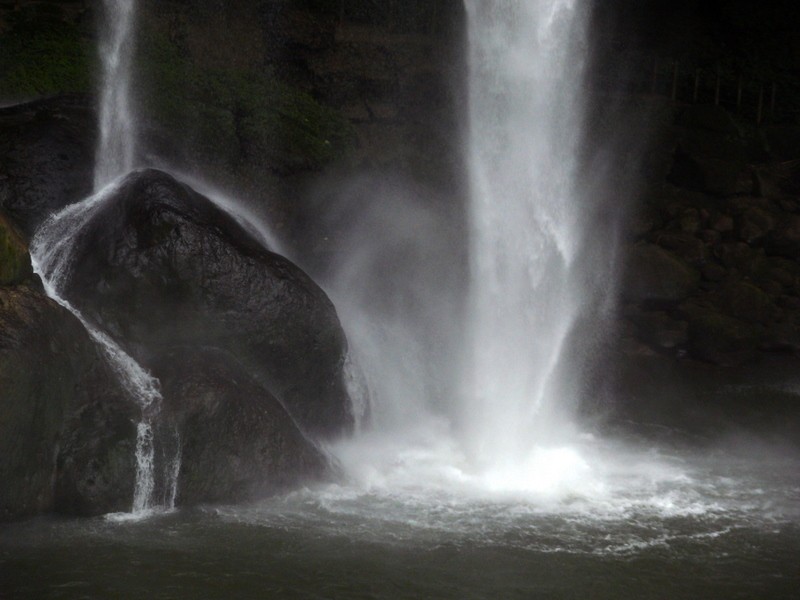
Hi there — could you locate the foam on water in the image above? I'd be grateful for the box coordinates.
[208,432,799,561]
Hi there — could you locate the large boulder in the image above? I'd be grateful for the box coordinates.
[155,348,330,506]
[622,243,700,304]
[680,303,764,367]
[0,285,137,521]
[0,95,96,236]
[60,168,352,439]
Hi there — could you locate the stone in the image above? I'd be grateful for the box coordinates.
[156,349,330,506]
[0,95,96,236]
[650,230,708,265]
[681,304,763,366]
[737,206,776,244]
[623,243,700,303]
[0,285,136,521]
[766,214,800,258]
[60,169,353,439]
[707,280,780,325]
[628,309,688,350]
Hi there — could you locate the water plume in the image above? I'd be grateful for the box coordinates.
[95,0,138,190]
[461,0,593,473]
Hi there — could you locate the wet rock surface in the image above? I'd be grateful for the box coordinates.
[0,285,136,521]
[621,104,800,367]
[61,168,352,439]
[155,348,330,507]
[0,95,96,236]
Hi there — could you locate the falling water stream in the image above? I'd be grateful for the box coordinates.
[462,0,590,480]
[95,0,138,190]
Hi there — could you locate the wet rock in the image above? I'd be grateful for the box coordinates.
[678,208,702,233]
[737,206,776,243]
[628,309,688,350]
[766,214,800,258]
[715,242,757,270]
[699,229,721,245]
[753,165,787,198]
[650,230,707,265]
[61,169,352,439]
[156,349,330,506]
[668,149,748,197]
[623,243,700,303]
[707,280,780,325]
[700,261,727,282]
[764,258,800,291]
[0,212,33,285]
[681,304,763,366]
[0,95,96,236]
[0,285,136,521]
[710,213,734,233]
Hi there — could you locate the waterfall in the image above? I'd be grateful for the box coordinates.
[95,0,138,190]
[30,0,177,515]
[30,180,177,514]
[322,1,600,497]
[461,0,590,474]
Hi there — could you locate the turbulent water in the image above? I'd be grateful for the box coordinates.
[2,434,798,598]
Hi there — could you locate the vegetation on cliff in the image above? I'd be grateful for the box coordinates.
[137,22,355,175]
[0,5,93,101]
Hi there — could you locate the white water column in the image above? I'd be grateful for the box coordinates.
[462,0,590,470]
[95,0,138,190]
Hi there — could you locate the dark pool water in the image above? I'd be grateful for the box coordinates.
[2,436,799,599]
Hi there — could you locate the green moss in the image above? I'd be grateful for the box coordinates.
[0,214,32,286]
[137,26,355,173]
[0,13,93,101]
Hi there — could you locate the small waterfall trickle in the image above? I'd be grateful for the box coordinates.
[30,0,178,515]
[30,180,178,514]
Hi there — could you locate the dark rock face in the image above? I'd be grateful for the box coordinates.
[156,349,329,506]
[62,168,352,439]
[0,95,96,236]
[0,285,136,521]
[624,243,699,303]
[621,103,800,367]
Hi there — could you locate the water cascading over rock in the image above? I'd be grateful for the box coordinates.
[23,0,351,516]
